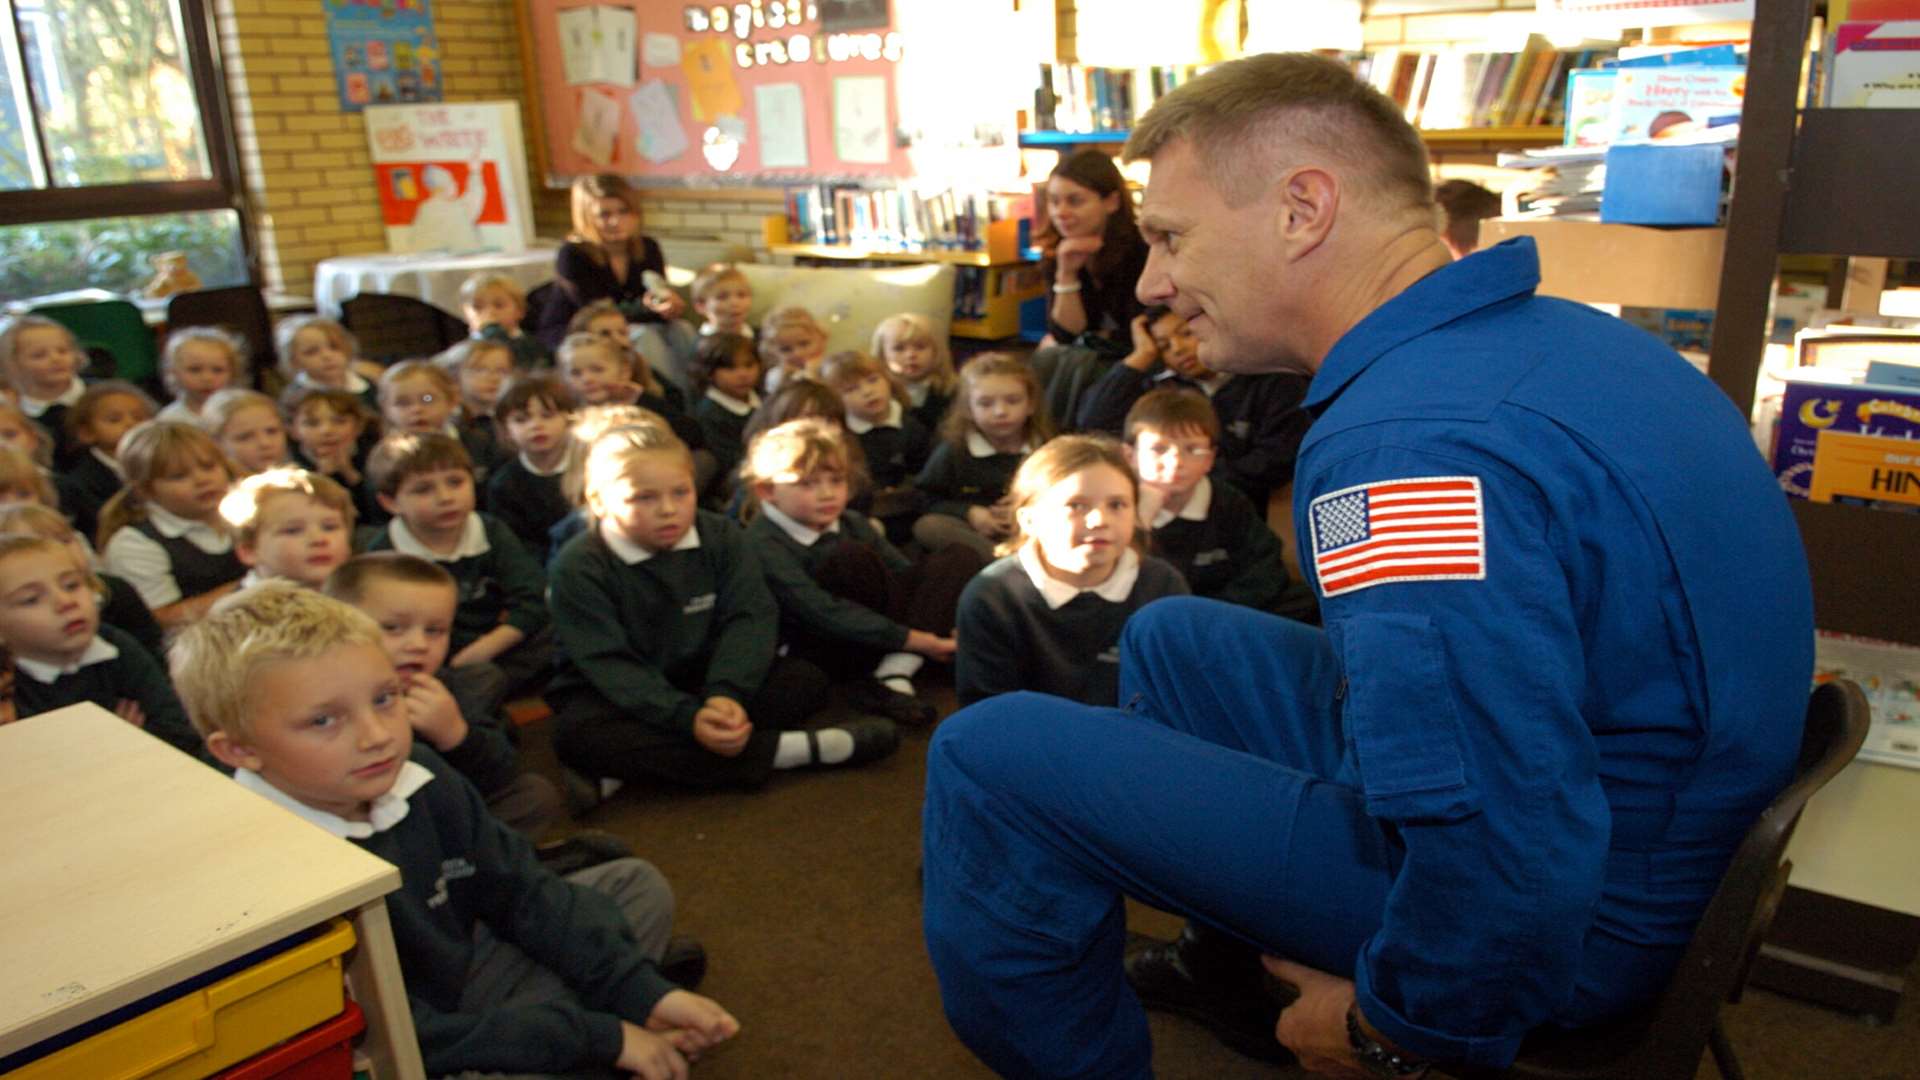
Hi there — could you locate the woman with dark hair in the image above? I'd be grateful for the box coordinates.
[1038,149,1149,352]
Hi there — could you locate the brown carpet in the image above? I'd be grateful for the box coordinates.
[517,682,1919,1079]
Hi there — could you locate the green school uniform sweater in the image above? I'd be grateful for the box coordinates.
[1149,478,1290,613]
[547,510,778,735]
[743,507,912,652]
[366,512,549,653]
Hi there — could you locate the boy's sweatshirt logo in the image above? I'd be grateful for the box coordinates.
[427,857,477,909]
[683,593,716,614]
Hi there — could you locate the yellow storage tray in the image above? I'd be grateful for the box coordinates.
[4,918,355,1080]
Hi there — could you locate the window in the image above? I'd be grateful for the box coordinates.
[0,0,247,298]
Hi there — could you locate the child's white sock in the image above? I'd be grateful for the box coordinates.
[772,728,854,768]
[874,652,924,696]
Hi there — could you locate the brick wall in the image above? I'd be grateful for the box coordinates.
[214,0,779,297]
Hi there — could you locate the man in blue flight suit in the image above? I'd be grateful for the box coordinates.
[921,52,1814,1079]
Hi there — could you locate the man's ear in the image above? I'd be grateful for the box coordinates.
[1274,166,1340,260]
[205,729,264,773]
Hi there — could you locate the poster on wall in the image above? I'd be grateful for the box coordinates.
[364,101,536,254]
[525,0,910,183]
[325,0,443,113]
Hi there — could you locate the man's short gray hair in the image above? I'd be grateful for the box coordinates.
[1125,52,1434,216]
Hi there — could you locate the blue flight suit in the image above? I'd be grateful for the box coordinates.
[921,237,1813,1076]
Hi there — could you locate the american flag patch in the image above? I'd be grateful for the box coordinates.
[1308,476,1486,598]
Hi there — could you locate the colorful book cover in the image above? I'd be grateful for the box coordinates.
[1607,66,1746,142]
[365,101,535,254]
[1563,69,1618,145]
[1827,21,1920,107]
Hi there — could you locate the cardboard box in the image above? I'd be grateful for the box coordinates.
[1480,218,1725,309]
[1810,429,1920,508]
[1773,373,1920,496]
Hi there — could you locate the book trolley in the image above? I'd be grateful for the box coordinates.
[0,705,425,1080]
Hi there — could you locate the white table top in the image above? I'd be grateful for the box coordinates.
[0,705,401,1055]
[313,244,558,319]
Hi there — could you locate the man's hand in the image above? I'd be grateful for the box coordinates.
[402,673,468,751]
[692,695,751,756]
[1054,234,1104,278]
[615,1020,688,1080]
[1265,956,1368,1079]
[646,988,740,1058]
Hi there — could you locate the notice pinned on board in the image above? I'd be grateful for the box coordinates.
[642,31,682,69]
[557,6,635,88]
[573,87,622,166]
[754,82,808,169]
[632,80,689,164]
[833,75,888,164]
[682,37,743,121]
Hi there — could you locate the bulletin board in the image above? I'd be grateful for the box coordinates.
[522,0,912,186]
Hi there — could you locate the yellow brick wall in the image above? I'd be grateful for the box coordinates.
[215,0,779,297]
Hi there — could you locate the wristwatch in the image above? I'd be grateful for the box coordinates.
[1346,1006,1431,1078]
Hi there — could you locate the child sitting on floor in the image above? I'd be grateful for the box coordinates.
[274,314,382,413]
[1125,389,1289,613]
[691,262,753,342]
[325,552,565,842]
[461,271,552,369]
[0,533,200,755]
[0,314,90,469]
[362,432,551,694]
[741,418,979,726]
[201,389,290,477]
[912,354,1052,560]
[819,349,930,542]
[486,373,580,562]
[438,338,515,472]
[171,582,735,1078]
[60,380,157,543]
[757,306,828,395]
[557,331,711,490]
[283,384,383,527]
[547,421,898,798]
[157,326,245,423]
[1074,305,1313,509]
[954,433,1187,708]
[382,358,503,486]
[872,312,956,433]
[0,502,165,661]
[98,420,245,628]
[688,332,761,496]
[570,300,687,410]
[221,467,355,590]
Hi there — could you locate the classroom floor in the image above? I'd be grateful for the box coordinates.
[514,678,1920,1080]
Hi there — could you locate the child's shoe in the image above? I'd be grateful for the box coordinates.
[809,717,899,767]
[847,679,938,726]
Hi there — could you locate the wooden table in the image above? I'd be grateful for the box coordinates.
[0,705,424,1079]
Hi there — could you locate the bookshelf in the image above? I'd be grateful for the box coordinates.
[1700,0,1920,1023]
[767,218,1043,340]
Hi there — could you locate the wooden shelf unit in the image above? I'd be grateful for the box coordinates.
[769,218,1042,341]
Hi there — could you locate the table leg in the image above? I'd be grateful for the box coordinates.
[346,897,425,1080]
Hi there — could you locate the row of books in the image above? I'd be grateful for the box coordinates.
[783,185,1024,251]
[1031,63,1203,134]
[1354,40,1619,131]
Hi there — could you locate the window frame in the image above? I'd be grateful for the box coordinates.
[0,0,252,274]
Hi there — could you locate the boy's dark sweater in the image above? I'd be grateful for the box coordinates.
[907,387,953,435]
[485,453,573,562]
[639,392,706,452]
[547,511,777,735]
[290,446,387,528]
[365,512,549,654]
[954,553,1187,708]
[14,624,201,758]
[853,413,933,490]
[744,508,911,652]
[691,395,751,487]
[57,450,122,542]
[913,439,1025,519]
[356,745,672,1075]
[1074,365,1314,506]
[1148,479,1289,613]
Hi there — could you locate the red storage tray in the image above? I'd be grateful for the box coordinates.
[213,1001,365,1080]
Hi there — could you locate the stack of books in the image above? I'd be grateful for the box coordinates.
[1031,64,1203,133]
[784,185,1026,252]
[1495,145,1607,219]
[1352,39,1619,130]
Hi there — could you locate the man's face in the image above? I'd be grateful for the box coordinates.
[1136,138,1304,376]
